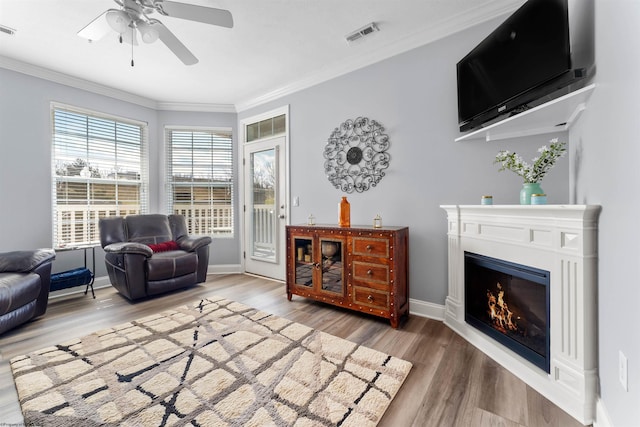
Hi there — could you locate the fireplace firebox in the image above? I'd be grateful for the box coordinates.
[464,252,550,373]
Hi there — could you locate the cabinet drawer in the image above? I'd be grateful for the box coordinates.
[353,286,389,310]
[352,237,389,258]
[352,261,389,287]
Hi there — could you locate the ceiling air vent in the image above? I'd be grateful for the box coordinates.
[345,22,379,44]
[0,25,16,36]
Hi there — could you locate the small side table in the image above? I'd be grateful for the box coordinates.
[52,244,97,298]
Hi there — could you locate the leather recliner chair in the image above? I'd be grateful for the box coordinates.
[99,214,212,300]
[0,249,56,335]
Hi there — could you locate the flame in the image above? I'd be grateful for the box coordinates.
[487,282,518,333]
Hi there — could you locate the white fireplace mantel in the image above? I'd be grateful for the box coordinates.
[441,204,601,425]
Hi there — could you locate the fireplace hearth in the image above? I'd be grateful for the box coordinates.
[464,252,550,373]
[441,205,600,425]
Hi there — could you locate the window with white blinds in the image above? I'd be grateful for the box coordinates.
[51,104,149,248]
[166,128,233,236]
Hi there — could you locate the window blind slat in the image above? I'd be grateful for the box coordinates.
[52,106,148,248]
[166,128,233,236]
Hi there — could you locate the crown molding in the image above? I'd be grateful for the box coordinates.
[0,55,158,109]
[156,102,236,113]
[236,0,523,112]
[1,0,523,114]
[0,55,235,113]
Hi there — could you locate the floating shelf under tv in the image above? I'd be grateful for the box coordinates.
[455,83,596,143]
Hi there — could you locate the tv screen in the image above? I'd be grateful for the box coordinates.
[457,0,585,132]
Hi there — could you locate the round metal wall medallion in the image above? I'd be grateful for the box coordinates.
[323,117,390,193]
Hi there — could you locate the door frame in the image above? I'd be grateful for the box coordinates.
[238,105,290,279]
[242,136,286,279]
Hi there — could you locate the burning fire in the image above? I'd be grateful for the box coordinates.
[487,282,518,333]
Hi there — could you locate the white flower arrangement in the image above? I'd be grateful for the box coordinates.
[494,138,567,183]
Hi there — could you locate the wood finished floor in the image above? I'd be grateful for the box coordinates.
[0,274,587,427]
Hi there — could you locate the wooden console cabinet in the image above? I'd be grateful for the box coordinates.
[286,224,409,328]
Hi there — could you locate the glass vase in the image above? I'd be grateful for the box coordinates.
[520,182,544,205]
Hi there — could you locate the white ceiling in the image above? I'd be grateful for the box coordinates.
[0,0,524,111]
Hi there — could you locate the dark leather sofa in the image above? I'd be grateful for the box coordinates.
[0,249,56,335]
[99,214,212,300]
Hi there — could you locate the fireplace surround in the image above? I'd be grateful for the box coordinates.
[441,205,600,425]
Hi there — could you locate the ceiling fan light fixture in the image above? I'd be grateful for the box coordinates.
[138,21,159,44]
[80,1,233,65]
[106,9,130,33]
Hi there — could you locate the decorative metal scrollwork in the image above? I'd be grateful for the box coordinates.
[323,117,390,193]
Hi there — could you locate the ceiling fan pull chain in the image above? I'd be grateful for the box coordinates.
[131,27,135,67]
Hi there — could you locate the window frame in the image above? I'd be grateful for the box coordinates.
[51,102,149,249]
[164,126,234,238]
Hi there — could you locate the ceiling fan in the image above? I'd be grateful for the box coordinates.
[78,0,233,66]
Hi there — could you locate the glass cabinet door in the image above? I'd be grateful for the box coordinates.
[293,236,314,288]
[319,237,344,295]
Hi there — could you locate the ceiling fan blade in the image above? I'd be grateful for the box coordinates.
[155,23,198,65]
[159,1,233,28]
[77,11,112,41]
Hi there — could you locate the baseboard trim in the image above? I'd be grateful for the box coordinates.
[409,298,445,321]
[48,276,111,299]
[207,264,242,274]
[594,398,612,427]
[51,274,481,327]
[49,265,240,299]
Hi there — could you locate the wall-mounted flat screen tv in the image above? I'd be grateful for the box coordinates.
[457,0,594,133]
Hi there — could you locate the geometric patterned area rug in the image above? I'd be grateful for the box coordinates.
[10,296,412,426]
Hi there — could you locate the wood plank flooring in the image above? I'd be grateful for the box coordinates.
[0,274,587,426]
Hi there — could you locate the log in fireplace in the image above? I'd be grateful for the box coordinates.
[464,251,550,373]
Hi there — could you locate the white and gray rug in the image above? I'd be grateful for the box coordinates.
[10,296,412,426]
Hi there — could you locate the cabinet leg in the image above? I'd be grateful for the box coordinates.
[390,316,398,329]
[287,292,292,301]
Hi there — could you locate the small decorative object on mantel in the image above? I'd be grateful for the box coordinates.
[494,138,567,205]
[323,117,390,193]
[339,197,350,227]
[373,214,382,228]
[307,214,315,225]
[481,195,493,205]
[531,193,547,205]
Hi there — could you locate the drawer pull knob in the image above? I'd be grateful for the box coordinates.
[366,245,372,251]
[367,295,374,302]
[367,269,373,275]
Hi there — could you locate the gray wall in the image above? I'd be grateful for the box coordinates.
[0,68,240,273]
[239,19,569,305]
[570,0,640,425]
[240,5,640,424]
[3,2,635,424]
